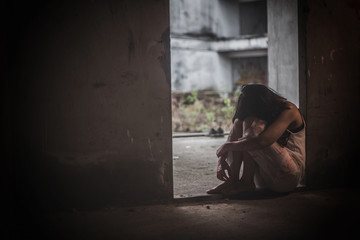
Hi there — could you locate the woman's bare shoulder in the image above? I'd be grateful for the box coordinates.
[284,101,303,127]
[284,101,299,113]
[284,101,296,109]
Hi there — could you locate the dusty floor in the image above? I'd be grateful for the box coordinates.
[11,137,359,239]
[173,135,226,197]
[13,188,360,239]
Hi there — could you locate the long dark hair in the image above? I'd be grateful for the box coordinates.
[232,84,289,125]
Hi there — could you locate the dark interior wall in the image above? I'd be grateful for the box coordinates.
[305,0,360,187]
[8,0,172,210]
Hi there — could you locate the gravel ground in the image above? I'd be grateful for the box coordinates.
[172,136,227,198]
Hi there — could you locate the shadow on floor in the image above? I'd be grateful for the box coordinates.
[173,188,303,205]
[226,189,291,200]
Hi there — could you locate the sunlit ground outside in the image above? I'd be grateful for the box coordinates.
[173,136,225,198]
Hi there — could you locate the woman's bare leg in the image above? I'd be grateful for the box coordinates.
[228,119,243,182]
[207,119,243,194]
[222,117,260,195]
[222,152,256,195]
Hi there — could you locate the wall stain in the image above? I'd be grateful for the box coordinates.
[120,71,137,86]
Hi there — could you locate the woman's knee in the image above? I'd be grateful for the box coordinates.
[242,117,266,137]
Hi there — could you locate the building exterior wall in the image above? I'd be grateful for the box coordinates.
[232,56,268,86]
[170,0,268,93]
[170,0,240,38]
[171,48,220,92]
[171,37,267,93]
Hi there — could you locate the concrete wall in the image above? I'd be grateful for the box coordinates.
[305,0,360,187]
[170,0,217,37]
[170,37,268,93]
[171,48,221,92]
[239,0,267,35]
[231,56,268,86]
[170,0,269,94]
[170,0,240,38]
[267,0,299,106]
[216,0,240,38]
[8,0,172,210]
[170,37,267,93]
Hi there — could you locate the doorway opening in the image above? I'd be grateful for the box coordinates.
[170,0,301,198]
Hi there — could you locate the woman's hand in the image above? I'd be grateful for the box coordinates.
[216,155,232,181]
[216,143,229,158]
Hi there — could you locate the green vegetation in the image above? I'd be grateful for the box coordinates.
[172,90,240,133]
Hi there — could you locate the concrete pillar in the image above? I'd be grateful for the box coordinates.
[267,0,299,106]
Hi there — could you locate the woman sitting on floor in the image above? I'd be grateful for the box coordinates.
[207,84,305,195]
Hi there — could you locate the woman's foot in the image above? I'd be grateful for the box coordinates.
[207,181,233,194]
[222,180,256,196]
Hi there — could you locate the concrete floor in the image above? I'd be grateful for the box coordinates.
[11,137,360,239]
[14,188,360,239]
[173,136,227,197]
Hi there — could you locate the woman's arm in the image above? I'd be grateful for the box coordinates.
[216,118,242,181]
[217,104,300,157]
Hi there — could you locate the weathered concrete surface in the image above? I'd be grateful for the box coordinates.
[170,0,268,93]
[173,136,226,197]
[8,0,172,210]
[170,0,240,38]
[14,188,360,239]
[170,37,268,93]
[239,0,267,35]
[305,0,360,187]
[267,0,299,106]
[171,49,222,92]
